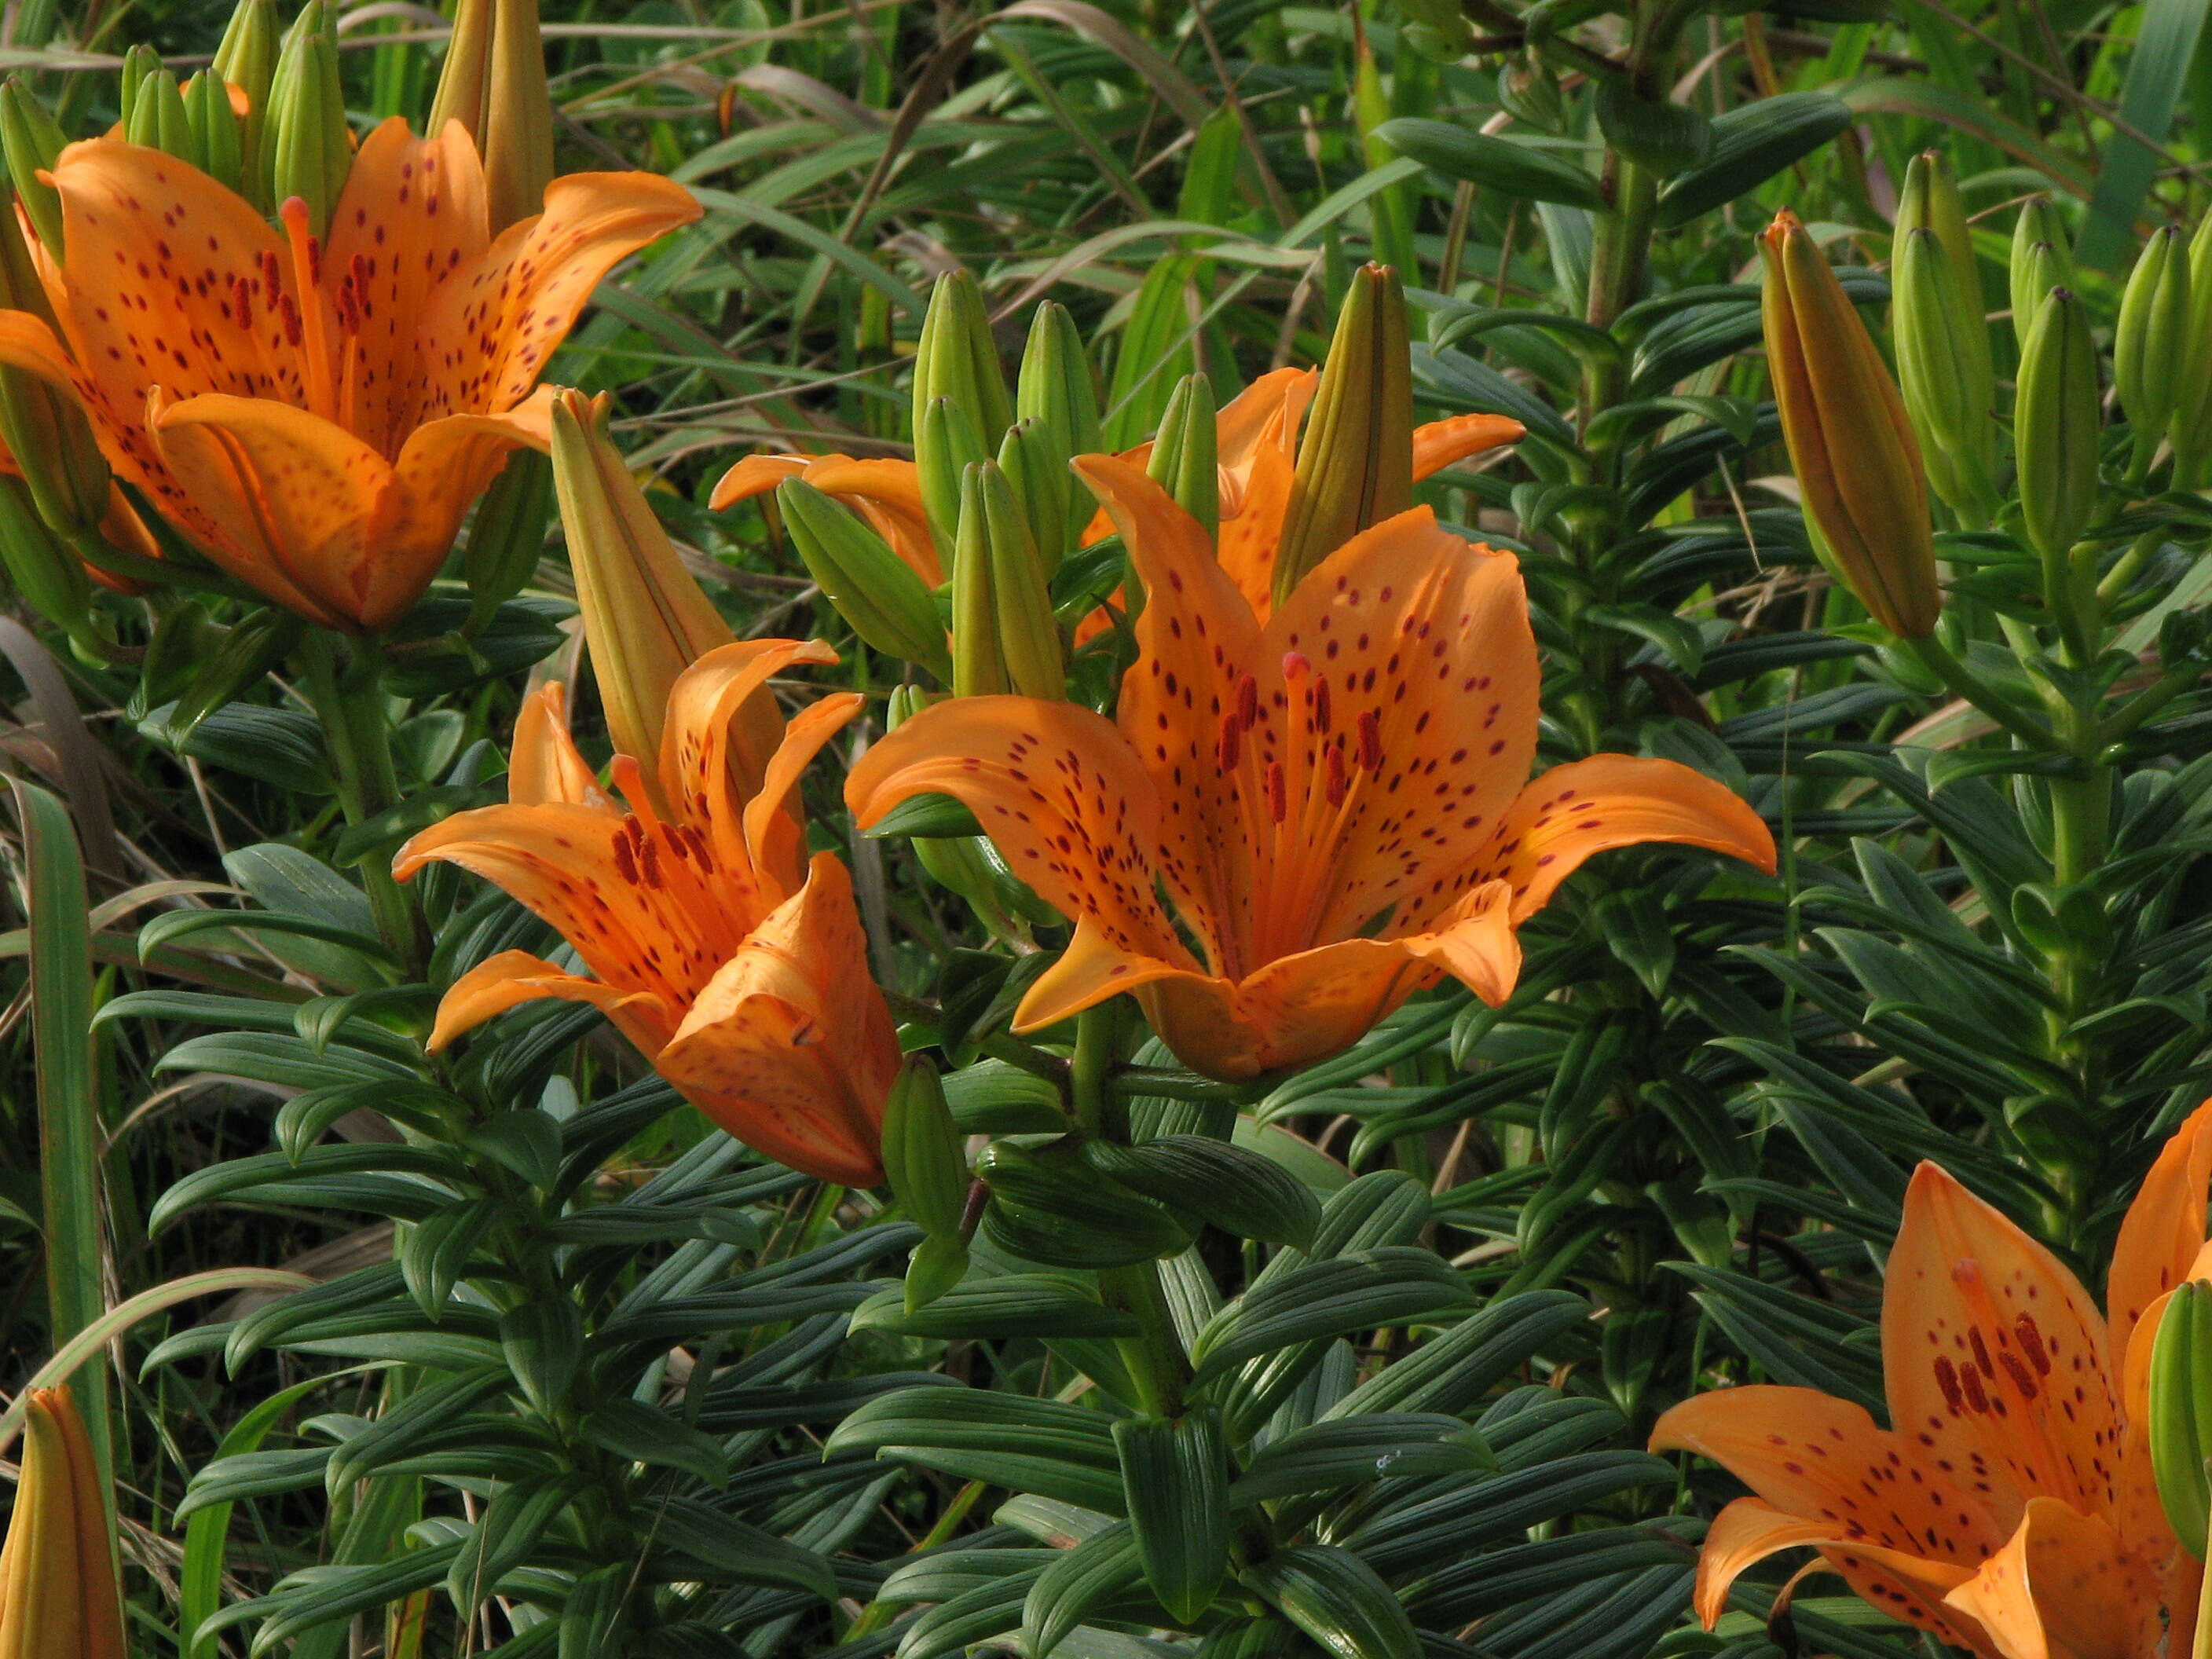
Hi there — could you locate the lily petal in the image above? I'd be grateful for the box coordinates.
[147,390,390,628]
[846,694,1197,978]
[657,855,896,1187]
[418,167,701,420]
[427,947,676,1055]
[1686,1496,1982,1646]
[2108,1096,2212,1368]
[711,452,942,585]
[509,683,610,808]
[1881,1163,2122,1535]
[361,399,552,628]
[1449,754,1777,928]
[1942,1498,2163,1659]
[1411,412,1523,481]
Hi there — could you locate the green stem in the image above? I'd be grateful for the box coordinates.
[299,631,427,974]
[1101,1261,1187,1417]
[2192,1551,2212,1659]
[1070,1002,1122,1137]
[1900,633,2063,751]
[842,1481,990,1643]
[2097,529,2164,605]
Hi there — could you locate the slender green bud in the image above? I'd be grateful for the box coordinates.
[0,472,89,646]
[914,271,1013,554]
[212,0,279,203]
[1014,301,1101,566]
[0,195,108,536]
[1275,262,1412,607]
[1147,372,1220,538]
[429,0,558,233]
[2014,287,2102,559]
[2115,225,2192,474]
[882,1057,969,1242]
[460,448,553,633]
[119,43,159,133]
[2009,196,2073,350]
[996,417,1069,577]
[951,461,1063,700]
[2148,1280,2212,1560]
[185,71,244,193]
[916,394,990,573]
[778,477,951,677]
[126,61,197,164]
[1,79,66,253]
[1891,154,1998,522]
[265,0,350,239]
[2174,212,2212,486]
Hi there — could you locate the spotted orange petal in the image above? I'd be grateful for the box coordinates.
[1685,1496,1983,1646]
[1881,1163,2121,1537]
[427,947,678,1055]
[324,118,491,456]
[1258,507,1537,954]
[1440,754,1777,929]
[657,854,895,1187]
[145,390,387,628]
[416,167,700,420]
[2108,1097,2212,1371]
[1942,1498,2163,1659]
[1215,366,1314,476]
[1650,1383,2012,1569]
[361,399,553,628]
[845,694,1196,980]
[1217,425,1294,619]
[508,683,609,808]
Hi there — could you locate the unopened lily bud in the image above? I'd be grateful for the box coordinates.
[996,417,1069,576]
[126,60,196,164]
[0,199,108,536]
[2009,196,2073,350]
[2149,1280,2212,1559]
[951,461,1064,701]
[2174,213,2212,487]
[914,271,1013,554]
[2014,287,2102,559]
[548,389,738,793]
[2116,225,2192,474]
[917,394,990,569]
[0,1386,127,1659]
[264,0,350,239]
[0,474,90,644]
[460,449,553,632]
[1759,210,1939,638]
[212,0,278,201]
[120,43,158,131]
[1892,233,2001,525]
[184,71,245,193]
[1016,300,1101,558]
[429,0,557,233]
[778,477,950,677]
[0,79,64,253]
[1275,262,1412,607]
[883,1057,969,1242]
[1148,372,1220,538]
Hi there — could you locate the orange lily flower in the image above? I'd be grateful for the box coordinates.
[705,368,1519,617]
[394,639,899,1187]
[1651,1101,2212,1659]
[846,456,1774,1081]
[712,452,942,584]
[0,117,698,631]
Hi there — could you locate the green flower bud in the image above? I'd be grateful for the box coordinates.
[265,0,350,240]
[2115,224,2192,474]
[882,1057,969,1242]
[1275,262,1413,608]
[1892,152,1997,522]
[2174,212,2212,487]
[126,61,197,164]
[996,417,1069,577]
[1013,301,1101,562]
[951,461,1064,701]
[460,449,553,633]
[1147,372,1220,538]
[184,70,245,194]
[1,79,66,253]
[778,477,950,677]
[212,0,279,204]
[119,43,159,134]
[2009,196,2073,350]
[2014,287,2103,560]
[0,471,90,645]
[2148,1279,2212,1560]
[916,394,991,574]
[914,271,1013,553]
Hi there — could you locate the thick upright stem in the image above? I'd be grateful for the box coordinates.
[299,631,428,973]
